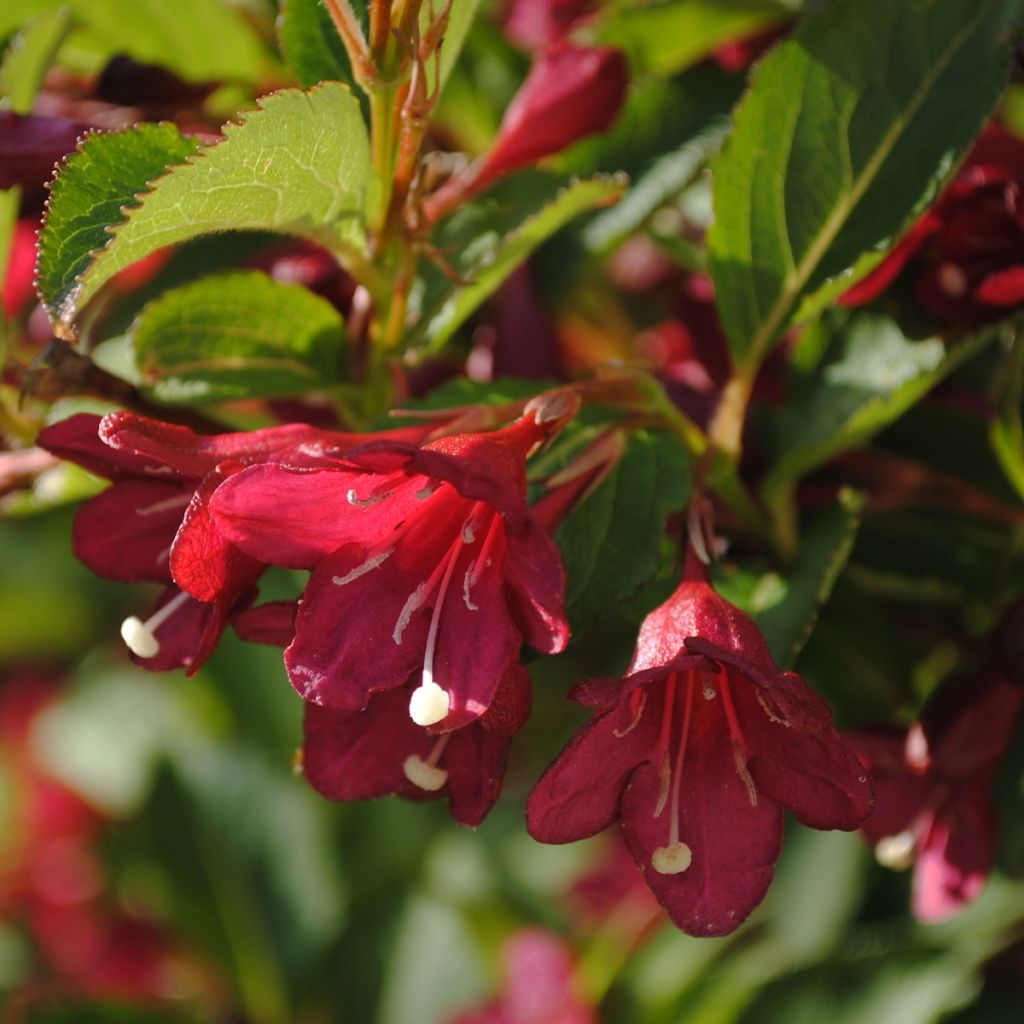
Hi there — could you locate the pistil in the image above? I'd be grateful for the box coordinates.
[652,672,695,875]
[120,589,192,658]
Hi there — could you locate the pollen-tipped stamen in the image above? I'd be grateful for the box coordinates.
[719,672,758,806]
[120,589,191,658]
[403,734,452,791]
[875,830,917,870]
[652,673,695,875]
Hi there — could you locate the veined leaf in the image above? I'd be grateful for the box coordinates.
[557,430,690,635]
[37,123,201,326]
[49,84,372,336]
[708,0,1014,367]
[761,312,1001,498]
[420,172,625,353]
[130,271,347,404]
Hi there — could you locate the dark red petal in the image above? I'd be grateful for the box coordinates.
[503,518,569,655]
[73,480,190,583]
[481,661,533,734]
[230,601,297,647]
[912,777,996,923]
[846,730,929,844]
[169,470,264,603]
[619,717,782,938]
[0,111,90,189]
[974,264,1024,305]
[37,414,177,481]
[443,722,514,827]
[735,672,873,831]
[527,686,662,844]
[303,688,430,801]
[837,215,938,306]
[129,587,226,674]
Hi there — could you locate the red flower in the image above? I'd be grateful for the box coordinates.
[2,218,38,318]
[450,928,595,1024]
[848,668,1023,923]
[426,44,628,221]
[527,549,872,937]
[37,412,401,673]
[840,124,1024,323]
[503,0,596,51]
[208,402,572,729]
[303,661,531,827]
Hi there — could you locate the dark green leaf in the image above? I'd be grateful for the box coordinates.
[989,330,1024,501]
[130,270,346,404]
[557,430,690,635]
[761,312,1000,499]
[278,0,355,88]
[755,489,866,667]
[418,172,625,353]
[37,123,201,328]
[708,0,1013,366]
[50,84,372,336]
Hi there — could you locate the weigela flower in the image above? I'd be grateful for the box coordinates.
[450,928,595,1024]
[840,123,1024,323]
[527,549,872,937]
[503,0,596,51]
[303,660,531,826]
[37,412,402,673]
[208,400,573,730]
[848,668,1023,923]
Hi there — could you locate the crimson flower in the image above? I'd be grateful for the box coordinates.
[840,123,1024,323]
[848,668,1023,923]
[303,660,531,827]
[503,0,596,51]
[208,402,572,730]
[37,412,402,673]
[527,549,872,937]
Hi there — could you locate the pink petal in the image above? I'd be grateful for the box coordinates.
[37,414,178,481]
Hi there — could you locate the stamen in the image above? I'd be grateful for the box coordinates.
[346,487,388,507]
[332,546,393,586]
[416,484,440,500]
[653,674,680,817]
[719,674,758,807]
[403,734,451,791]
[134,493,191,517]
[612,689,647,738]
[409,676,451,726]
[701,671,717,701]
[393,583,427,645]
[875,831,916,871]
[653,673,695,875]
[462,568,479,611]
[120,590,191,658]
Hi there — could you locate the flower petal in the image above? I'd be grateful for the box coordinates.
[503,518,569,655]
[37,413,177,481]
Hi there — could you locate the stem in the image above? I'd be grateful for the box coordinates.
[370,84,399,235]
[706,372,753,463]
[323,0,375,89]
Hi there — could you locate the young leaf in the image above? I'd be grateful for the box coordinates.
[130,270,347,404]
[278,0,357,88]
[760,312,1000,498]
[419,172,625,353]
[755,488,866,668]
[708,0,1014,367]
[50,84,373,336]
[557,430,690,635]
[37,123,201,327]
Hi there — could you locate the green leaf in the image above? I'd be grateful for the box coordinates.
[130,270,347,404]
[419,172,625,353]
[37,123,201,328]
[557,430,690,635]
[427,0,481,93]
[761,312,1000,498]
[278,0,355,88]
[598,0,792,76]
[0,0,270,83]
[0,7,73,114]
[989,330,1024,501]
[755,489,866,667]
[708,0,1014,366]
[50,84,373,336]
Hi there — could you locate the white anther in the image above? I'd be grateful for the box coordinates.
[651,842,692,875]
[403,755,449,791]
[875,831,916,871]
[937,262,968,297]
[409,678,450,726]
[120,617,160,659]
[346,488,387,507]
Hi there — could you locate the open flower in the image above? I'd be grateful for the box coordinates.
[37,412,402,673]
[303,660,531,827]
[849,668,1023,923]
[527,548,872,937]
[208,401,573,730]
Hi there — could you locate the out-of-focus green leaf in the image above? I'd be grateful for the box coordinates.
[0,7,73,113]
[761,313,999,500]
[37,124,201,328]
[708,0,1013,365]
[598,0,791,76]
[419,172,625,352]
[756,489,866,667]
[424,0,482,94]
[55,84,372,336]
[0,0,270,82]
[582,118,728,255]
[558,430,690,634]
[130,270,347,404]
[278,0,357,88]
[990,331,1024,501]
